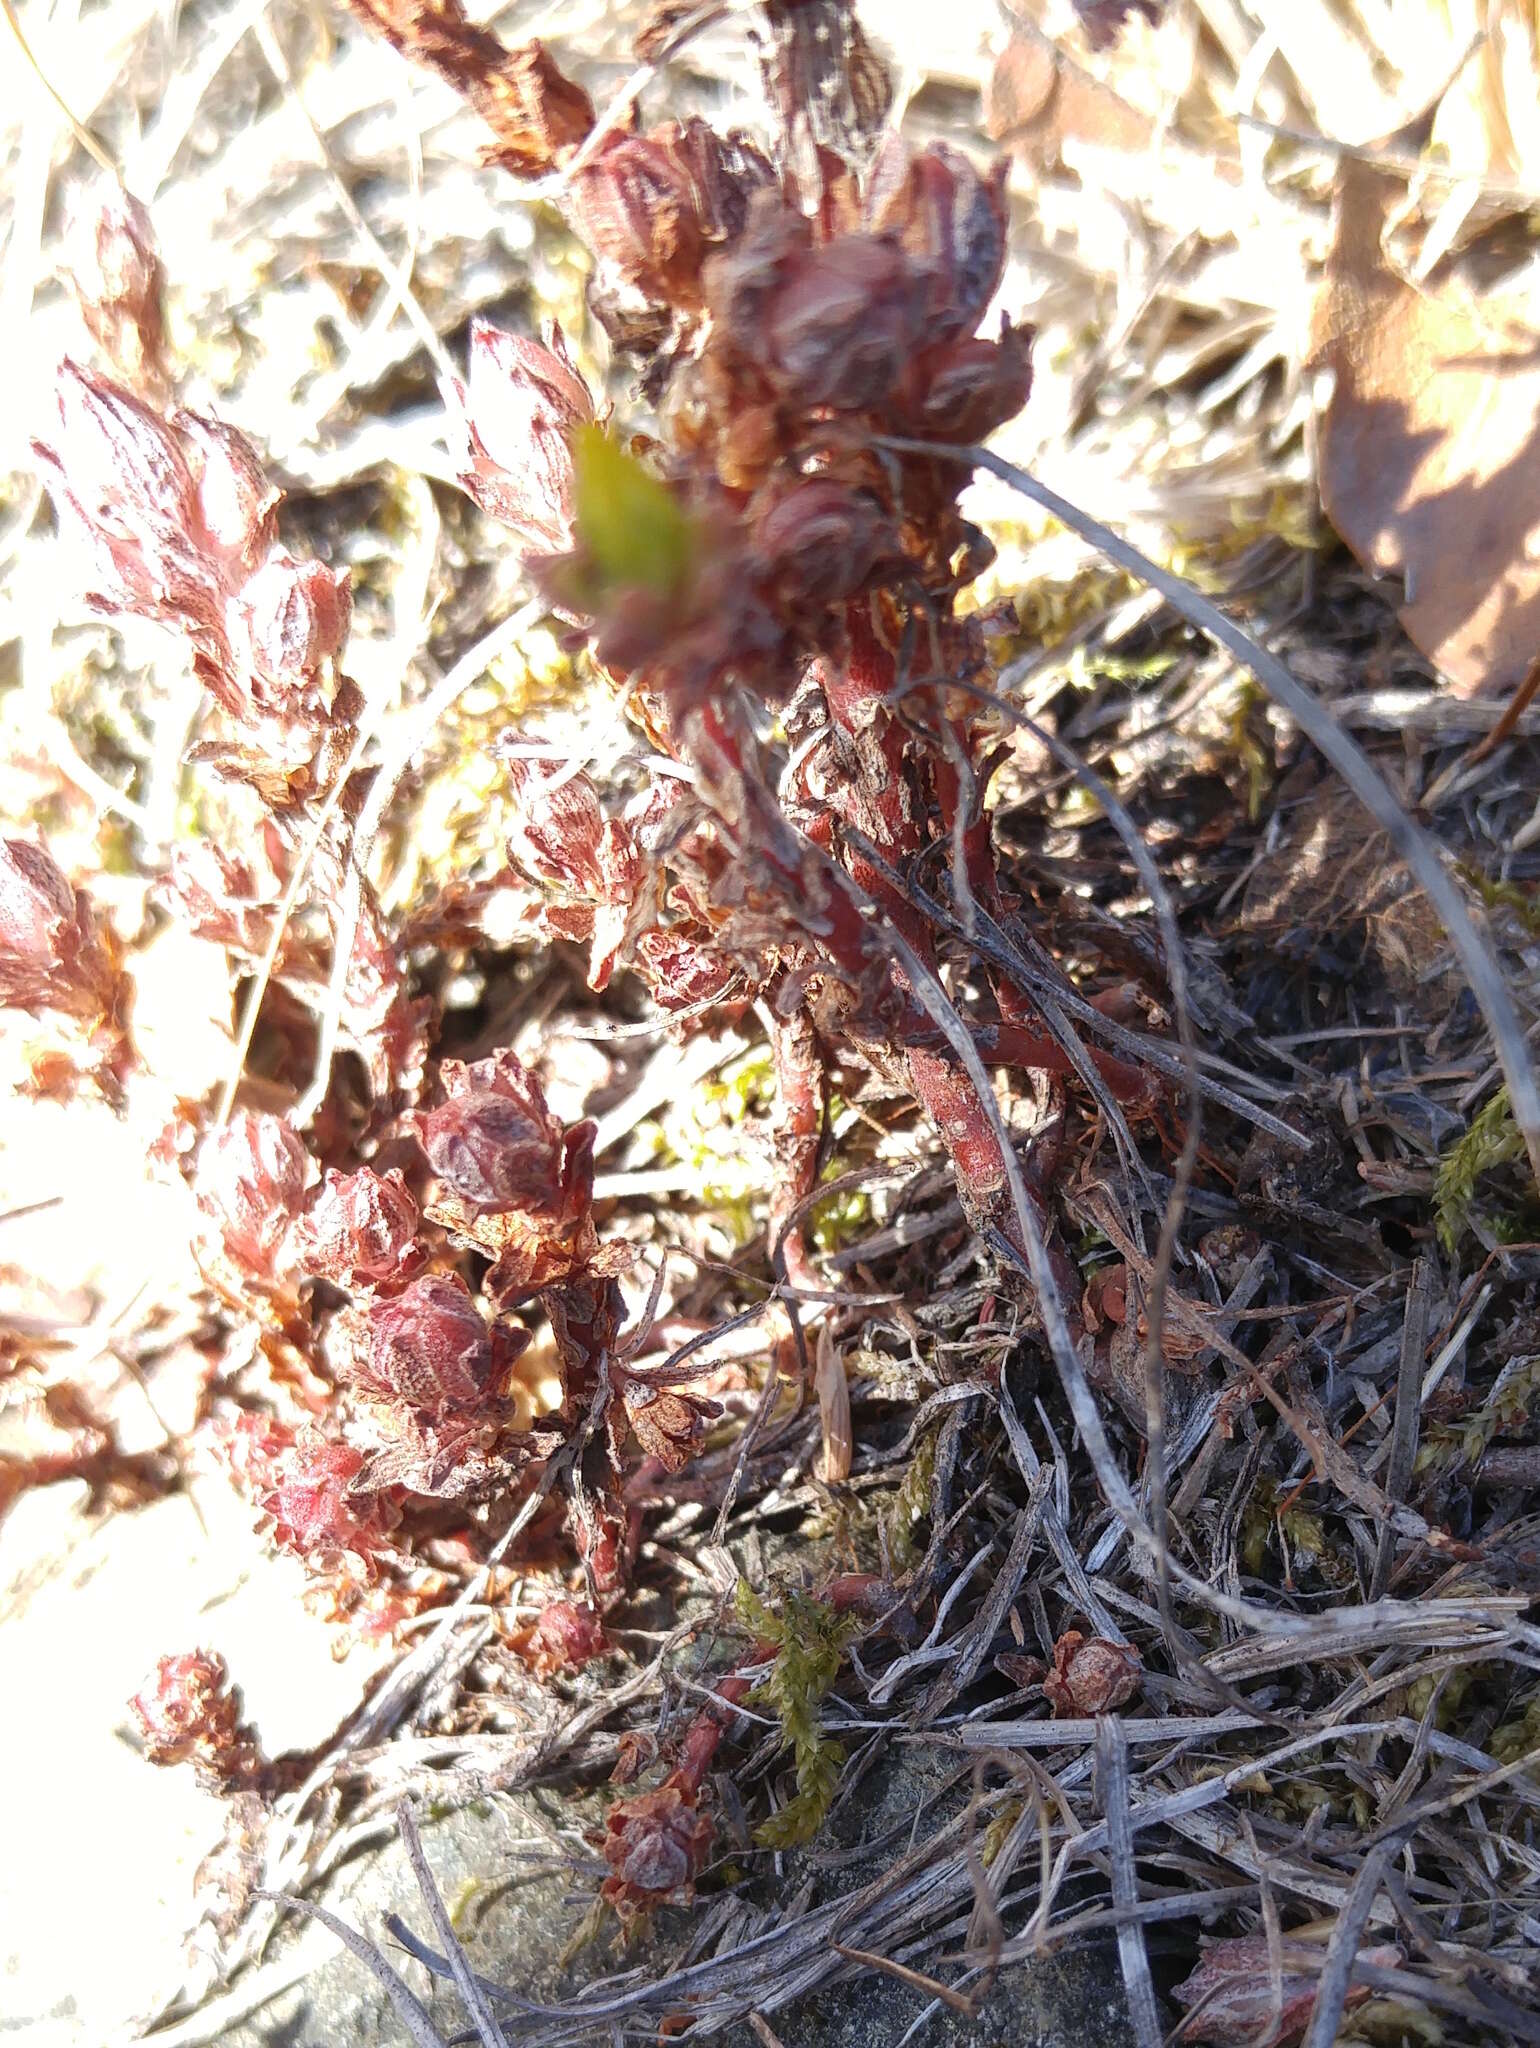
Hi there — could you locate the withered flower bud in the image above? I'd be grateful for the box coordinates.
[762,233,919,412]
[262,1429,389,1564]
[864,137,1010,343]
[573,132,698,302]
[1172,1936,1403,2046]
[63,181,166,391]
[600,1784,714,1917]
[416,1093,561,1212]
[573,127,716,306]
[1041,1630,1142,1718]
[664,117,776,248]
[0,837,116,1019]
[703,194,813,353]
[195,1112,314,1282]
[342,1,592,174]
[130,1649,258,1783]
[458,320,594,554]
[295,1167,423,1290]
[480,36,596,172]
[413,1049,567,1214]
[621,1379,719,1473]
[751,478,887,611]
[519,1596,606,1676]
[234,553,352,689]
[634,927,736,1010]
[362,1272,525,1412]
[902,325,1033,444]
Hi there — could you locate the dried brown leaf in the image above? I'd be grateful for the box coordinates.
[1314,156,1540,697]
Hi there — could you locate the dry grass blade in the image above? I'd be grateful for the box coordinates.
[882,436,1540,1190]
[1369,1256,1433,1600]
[1095,1720,1160,2048]
[1300,1837,1404,2048]
[251,1890,447,2048]
[395,1800,510,2048]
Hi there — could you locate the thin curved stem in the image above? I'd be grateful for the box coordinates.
[878,435,1540,1187]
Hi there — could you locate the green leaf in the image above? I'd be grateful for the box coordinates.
[571,425,694,597]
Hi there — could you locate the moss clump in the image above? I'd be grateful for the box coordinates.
[884,1431,936,1572]
[735,1582,861,1850]
[1435,1087,1534,1252]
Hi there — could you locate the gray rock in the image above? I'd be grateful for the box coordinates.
[214,1747,1136,2048]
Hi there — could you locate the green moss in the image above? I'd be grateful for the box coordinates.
[1435,1086,1533,1252]
[735,1583,862,1850]
[1458,863,1540,939]
[1491,1690,1540,1768]
[885,1432,936,1572]
[636,1046,777,1246]
[808,1166,871,1255]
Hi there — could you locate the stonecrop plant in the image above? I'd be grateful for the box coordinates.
[6,0,1166,1922]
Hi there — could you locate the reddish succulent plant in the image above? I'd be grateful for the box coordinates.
[514,1595,607,1677]
[360,1272,526,1414]
[1041,1630,1142,1718]
[261,1429,393,1566]
[295,1167,424,1291]
[18,0,1186,1833]
[194,1112,314,1284]
[0,837,123,1022]
[599,1782,716,1920]
[130,1649,260,1785]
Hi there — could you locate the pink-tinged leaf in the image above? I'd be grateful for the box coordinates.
[195,1112,314,1282]
[361,1272,527,1413]
[515,1596,607,1675]
[0,837,117,1020]
[234,553,352,692]
[634,927,737,1010]
[177,412,279,571]
[63,182,166,390]
[1172,1936,1404,2045]
[261,1429,392,1564]
[457,318,594,554]
[295,1168,424,1290]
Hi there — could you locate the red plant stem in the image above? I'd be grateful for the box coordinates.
[671,1671,752,1795]
[767,1002,825,1298]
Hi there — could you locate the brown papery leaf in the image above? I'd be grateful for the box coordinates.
[1314,156,1540,698]
[983,31,1152,163]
